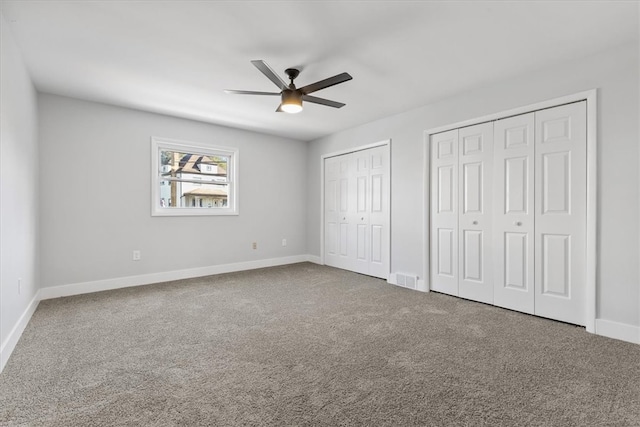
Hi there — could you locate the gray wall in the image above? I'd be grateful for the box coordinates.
[38,94,307,288]
[306,41,640,328]
[0,12,40,362]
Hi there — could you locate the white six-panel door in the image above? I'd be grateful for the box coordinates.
[534,102,587,325]
[324,145,389,279]
[458,123,494,304]
[430,130,459,295]
[430,101,587,326]
[367,146,390,278]
[324,155,350,271]
[493,113,535,314]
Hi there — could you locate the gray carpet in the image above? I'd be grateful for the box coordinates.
[1,263,639,426]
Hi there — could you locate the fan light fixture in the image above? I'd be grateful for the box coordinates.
[281,90,303,114]
[225,60,352,114]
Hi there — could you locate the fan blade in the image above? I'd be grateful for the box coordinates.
[224,90,280,96]
[300,72,352,95]
[251,60,288,90]
[276,104,284,112]
[302,95,345,108]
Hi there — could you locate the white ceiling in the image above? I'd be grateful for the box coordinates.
[1,1,637,141]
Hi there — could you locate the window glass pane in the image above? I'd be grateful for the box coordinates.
[159,182,229,208]
[160,150,229,183]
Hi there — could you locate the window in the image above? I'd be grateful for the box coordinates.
[151,137,238,216]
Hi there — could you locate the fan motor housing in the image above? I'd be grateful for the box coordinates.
[282,88,302,103]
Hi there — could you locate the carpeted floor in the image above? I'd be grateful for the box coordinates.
[1,262,639,426]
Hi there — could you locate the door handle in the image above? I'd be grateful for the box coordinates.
[472,220,478,225]
[514,221,522,226]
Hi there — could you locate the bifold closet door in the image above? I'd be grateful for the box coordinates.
[458,123,494,304]
[324,146,389,279]
[534,102,587,325]
[366,146,390,279]
[324,154,349,271]
[493,113,536,314]
[431,101,587,326]
[492,102,587,324]
[430,129,459,295]
[431,124,493,303]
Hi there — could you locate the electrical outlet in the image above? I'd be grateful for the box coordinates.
[252,242,257,250]
[133,250,141,261]
[282,238,287,247]
[18,278,22,295]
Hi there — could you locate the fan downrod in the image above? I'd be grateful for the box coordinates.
[285,68,300,85]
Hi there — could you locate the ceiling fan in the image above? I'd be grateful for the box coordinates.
[224,60,352,114]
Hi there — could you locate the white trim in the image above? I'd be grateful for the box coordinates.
[585,90,597,333]
[423,89,598,330]
[595,319,640,345]
[0,291,40,373]
[39,255,310,300]
[321,140,390,161]
[319,140,391,279]
[424,90,597,136]
[305,254,322,265]
[423,130,432,294]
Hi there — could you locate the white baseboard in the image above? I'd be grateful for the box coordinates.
[0,291,40,373]
[305,255,322,265]
[595,319,640,344]
[40,255,313,300]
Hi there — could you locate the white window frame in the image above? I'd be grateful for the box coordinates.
[151,137,239,216]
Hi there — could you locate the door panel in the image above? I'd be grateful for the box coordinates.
[367,146,390,279]
[437,228,455,277]
[357,224,367,261]
[352,150,370,274]
[431,130,459,295]
[324,157,342,268]
[463,230,482,281]
[463,162,482,214]
[505,232,528,289]
[541,234,570,297]
[534,102,586,325]
[493,113,535,314]
[339,223,348,256]
[505,157,528,214]
[542,151,570,214]
[438,166,455,213]
[458,122,493,304]
[357,176,367,212]
[371,225,383,263]
[327,222,337,256]
[371,174,382,212]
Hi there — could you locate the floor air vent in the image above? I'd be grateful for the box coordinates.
[396,273,417,290]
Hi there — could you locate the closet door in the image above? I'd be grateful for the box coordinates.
[352,149,371,275]
[324,145,390,279]
[534,102,587,325]
[493,113,535,314]
[430,129,459,296]
[458,123,494,304]
[324,155,351,271]
[368,145,390,279]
